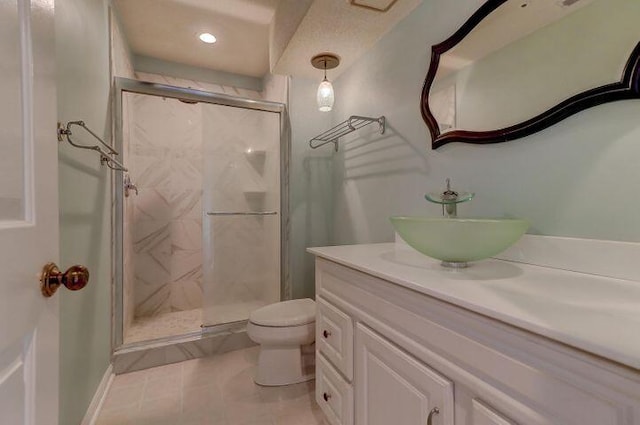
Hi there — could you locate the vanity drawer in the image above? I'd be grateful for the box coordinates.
[317,353,353,425]
[317,296,353,380]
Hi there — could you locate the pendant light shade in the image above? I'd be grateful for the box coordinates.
[317,77,334,112]
[311,53,340,113]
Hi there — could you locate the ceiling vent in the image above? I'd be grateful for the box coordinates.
[349,0,399,12]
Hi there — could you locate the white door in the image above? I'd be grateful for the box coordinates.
[355,324,455,425]
[0,0,59,424]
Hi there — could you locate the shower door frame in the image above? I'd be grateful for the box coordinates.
[112,77,291,350]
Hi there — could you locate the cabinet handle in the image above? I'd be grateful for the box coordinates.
[323,392,331,402]
[427,407,439,425]
[323,330,331,338]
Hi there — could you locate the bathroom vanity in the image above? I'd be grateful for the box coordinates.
[308,243,640,425]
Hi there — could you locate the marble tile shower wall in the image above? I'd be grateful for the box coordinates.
[128,93,204,317]
[123,72,286,324]
[122,95,135,333]
[136,72,264,101]
[202,105,281,326]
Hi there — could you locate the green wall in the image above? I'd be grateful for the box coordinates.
[327,0,640,244]
[289,77,334,298]
[55,0,112,423]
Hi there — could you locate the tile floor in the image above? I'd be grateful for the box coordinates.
[96,346,326,425]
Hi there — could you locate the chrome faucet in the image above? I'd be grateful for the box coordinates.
[441,179,459,217]
[425,178,474,218]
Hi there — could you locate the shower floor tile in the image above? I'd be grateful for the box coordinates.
[124,300,273,344]
[203,300,271,327]
[96,346,326,425]
[125,309,202,344]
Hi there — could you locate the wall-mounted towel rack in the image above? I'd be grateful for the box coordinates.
[309,115,385,151]
[57,121,128,172]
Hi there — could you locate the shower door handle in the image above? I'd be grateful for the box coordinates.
[206,211,278,216]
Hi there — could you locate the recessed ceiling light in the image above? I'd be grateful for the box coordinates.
[199,33,217,44]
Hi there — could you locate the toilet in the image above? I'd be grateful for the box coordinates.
[247,298,316,386]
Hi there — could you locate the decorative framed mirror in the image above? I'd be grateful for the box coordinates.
[421,0,640,149]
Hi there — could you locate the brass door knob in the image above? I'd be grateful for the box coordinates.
[40,262,90,297]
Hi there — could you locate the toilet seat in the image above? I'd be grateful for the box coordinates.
[247,321,315,346]
[249,298,316,327]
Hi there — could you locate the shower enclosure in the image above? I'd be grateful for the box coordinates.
[113,78,289,348]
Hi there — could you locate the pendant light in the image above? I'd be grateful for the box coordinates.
[311,53,340,112]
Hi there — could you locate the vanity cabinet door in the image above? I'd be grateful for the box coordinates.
[355,323,454,425]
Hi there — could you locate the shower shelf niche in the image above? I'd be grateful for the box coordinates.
[244,149,266,157]
[244,190,267,199]
[245,149,266,174]
[309,115,386,151]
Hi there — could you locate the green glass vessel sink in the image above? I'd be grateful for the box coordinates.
[390,216,529,267]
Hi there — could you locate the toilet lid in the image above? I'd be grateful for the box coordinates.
[249,299,316,327]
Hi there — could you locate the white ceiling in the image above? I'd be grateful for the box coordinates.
[272,0,422,79]
[114,0,422,79]
[114,0,280,78]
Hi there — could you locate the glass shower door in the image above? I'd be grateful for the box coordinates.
[201,104,281,327]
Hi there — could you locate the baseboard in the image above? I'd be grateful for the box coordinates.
[81,364,114,425]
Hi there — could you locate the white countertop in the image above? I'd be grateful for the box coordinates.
[308,243,640,370]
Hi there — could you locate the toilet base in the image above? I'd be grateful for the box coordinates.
[254,343,315,386]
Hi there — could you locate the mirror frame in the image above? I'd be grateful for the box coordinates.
[421,0,640,149]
